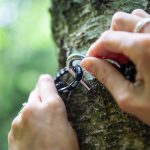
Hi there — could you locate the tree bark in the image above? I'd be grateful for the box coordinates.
[51,0,150,149]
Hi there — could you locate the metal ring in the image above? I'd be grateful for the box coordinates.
[66,54,91,90]
[66,54,85,74]
[133,18,150,33]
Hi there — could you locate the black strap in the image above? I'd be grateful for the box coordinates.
[54,65,83,94]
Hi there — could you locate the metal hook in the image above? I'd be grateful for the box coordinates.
[66,54,91,91]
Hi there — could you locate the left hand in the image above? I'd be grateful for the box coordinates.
[8,75,79,150]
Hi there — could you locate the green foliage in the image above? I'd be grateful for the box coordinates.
[0,0,58,149]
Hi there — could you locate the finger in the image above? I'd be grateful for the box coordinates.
[10,115,23,138]
[28,87,41,103]
[86,31,148,64]
[8,131,13,144]
[131,9,150,33]
[111,11,142,32]
[81,57,131,97]
[132,9,150,18]
[131,100,150,125]
[37,74,61,102]
[81,57,137,113]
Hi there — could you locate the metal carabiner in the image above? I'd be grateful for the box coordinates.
[66,54,91,91]
[54,65,83,94]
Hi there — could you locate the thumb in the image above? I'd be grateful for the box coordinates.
[81,57,135,111]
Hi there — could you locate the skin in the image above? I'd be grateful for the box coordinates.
[81,9,150,125]
[8,75,79,150]
[8,9,150,150]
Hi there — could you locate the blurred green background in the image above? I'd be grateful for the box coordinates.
[0,0,58,149]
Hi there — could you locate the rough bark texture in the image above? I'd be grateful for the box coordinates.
[51,0,150,149]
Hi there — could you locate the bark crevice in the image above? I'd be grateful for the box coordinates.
[51,1,150,149]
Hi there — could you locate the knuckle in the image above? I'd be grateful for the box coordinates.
[46,99,65,114]
[135,38,150,59]
[10,117,22,139]
[8,131,13,143]
[101,30,110,38]
[38,74,52,83]
[89,42,96,51]
[47,99,62,109]
[127,37,150,57]
[112,11,125,28]
[116,93,130,111]
[11,118,20,130]
[29,90,35,98]
[100,30,111,44]
[132,9,144,15]
[98,73,108,85]
[21,104,35,124]
[128,38,140,50]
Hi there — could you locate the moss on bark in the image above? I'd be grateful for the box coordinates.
[51,0,150,149]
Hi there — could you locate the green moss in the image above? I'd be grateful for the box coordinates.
[51,0,150,149]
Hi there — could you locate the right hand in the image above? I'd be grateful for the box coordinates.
[81,9,150,125]
[111,9,150,32]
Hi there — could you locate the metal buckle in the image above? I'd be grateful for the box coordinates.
[66,54,92,91]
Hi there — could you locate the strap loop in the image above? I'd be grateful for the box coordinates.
[54,65,83,94]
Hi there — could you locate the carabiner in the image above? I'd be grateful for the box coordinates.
[54,65,83,94]
[66,54,91,91]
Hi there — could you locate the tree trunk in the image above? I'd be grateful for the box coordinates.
[51,0,150,149]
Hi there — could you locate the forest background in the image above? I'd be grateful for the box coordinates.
[0,0,58,149]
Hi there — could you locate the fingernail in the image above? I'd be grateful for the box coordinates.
[81,58,93,73]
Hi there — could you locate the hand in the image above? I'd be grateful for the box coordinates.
[81,9,150,125]
[8,75,79,150]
